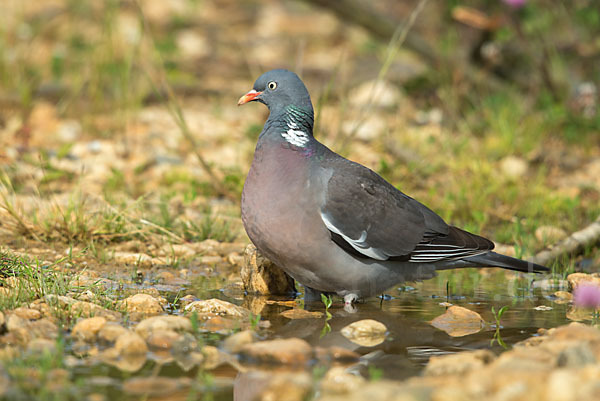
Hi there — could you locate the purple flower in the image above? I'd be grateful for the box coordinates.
[503,0,527,9]
[573,284,600,308]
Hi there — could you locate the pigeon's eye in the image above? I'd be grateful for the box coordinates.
[267,81,277,90]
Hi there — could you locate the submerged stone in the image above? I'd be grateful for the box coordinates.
[185,298,250,318]
[340,319,387,347]
[430,306,485,337]
[239,338,313,365]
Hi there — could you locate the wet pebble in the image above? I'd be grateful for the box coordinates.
[240,338,313,365]
[535,225,567,244]
[117,293,165,318]
[430,305,485,337]
[135,315,193,339]
[98,322,129,343]
[241,244,296,295]
[340,319,388,347]
[223,330,257,353]
[567,272,600,290]
[280,309,324,319]
[123,376,190,397]
[72,317,107,342]
[424,349,495,376]
[320,367,366,394]
[146,329,182,350]
[185,298,250,318]
[12,307,42,320]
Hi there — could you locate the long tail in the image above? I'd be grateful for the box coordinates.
[461,251,549,273]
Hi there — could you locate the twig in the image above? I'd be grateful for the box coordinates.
[133,0,237,202]
[530,215,600,266]
[301,0,437,64]
[338,0,430,150]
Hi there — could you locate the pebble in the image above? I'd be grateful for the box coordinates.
[349,80,404,108]
[135,315,193,339]
[320,367,366,394]
[425,349,495,376]
[241,244,296,295]
[240,338,313,365]
[500,155,528,179]
[146,329,183,350]
[567,273,600,290]
[123,376,190,397]
[98,322,129,343]
[430,306,485,337]
[223,330,257,353]
[72,317,107,342]
[280,309,324,319]
[535,225,567,244]
[117,293,165,318]
[114,331,148,356]
[340,319,388,347]
[185,298,250,318]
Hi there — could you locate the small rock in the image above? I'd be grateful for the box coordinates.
[185,298,250,318]
[349,80,403,108]
[201,345,226,370]
[424,349,495,376]
[223,330,257,353]
[567,273,600,290]
[13,307,42,320]
[117,294,165,317]
[500,156,528,179]
[340,319,387,347]
[98,322,129,343]
[114,331,148,356]
[241,245,296,295]
[535,225,567,244]
[240,338,313,365]
[135,316,193,339]
[315,346,360,363]
[534,305,553,311]
[430,306,485,337]
[557,343,597,367]
[280,309,324,319]
[147,329,183,350]
[123,376,189,397]
[320,367,366,394]
[235,370,312,401]
[72,317,107,342]
[27,338,57,354]
[553,291,573,302]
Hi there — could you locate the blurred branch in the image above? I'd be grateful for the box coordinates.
[301,0,437,65]
[530,215,600,266]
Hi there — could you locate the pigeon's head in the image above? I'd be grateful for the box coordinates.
[238,69,313,115]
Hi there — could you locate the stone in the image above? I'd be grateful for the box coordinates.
[98,322,129,343]
[72,317,107,342]
[320,367,366,394]
[235,370,312,401]
[280,309,324,319]
[315,346,360,363]
[114,331,148,356]
[27,338,57,354]
[535,225,567,244]
[349,80,404,108]
[123,376,190,397]
[146,329,183,350]
[567,273,600,290]
[241,244,296,295]
[240,338,313,365]
[553,291,573,302]
[223,330,257,353]
[117,293,165,318]
[135,316,193,339]
[424,349,495,376]
[185,298,250,318]
[340,319,387,347]
[12,307,42,320]
[430,306,485,337]
[500,156,528,179]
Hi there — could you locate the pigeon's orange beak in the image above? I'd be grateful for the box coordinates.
[237,89,262,106]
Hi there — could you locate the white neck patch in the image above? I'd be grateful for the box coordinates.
[282,121,309,147]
